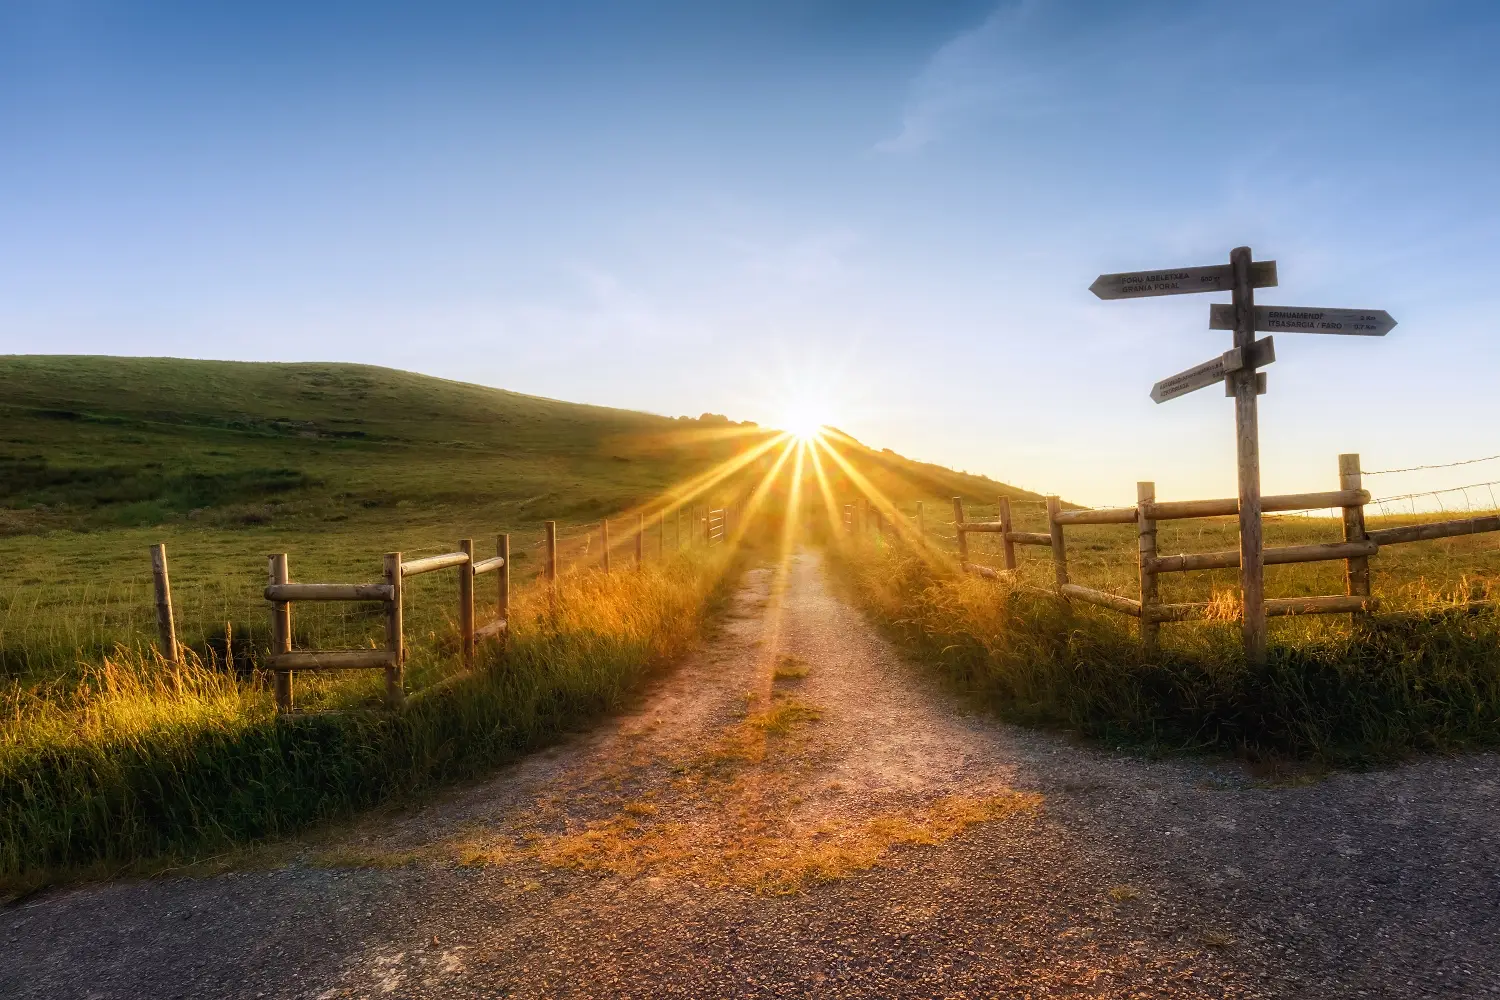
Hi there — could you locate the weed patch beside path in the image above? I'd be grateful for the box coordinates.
[0,553,737,891]
[829,545,1500,764]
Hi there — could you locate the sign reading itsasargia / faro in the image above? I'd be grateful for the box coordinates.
[1209,304,1396,337]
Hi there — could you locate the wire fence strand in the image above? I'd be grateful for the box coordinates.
[1364,454,1500,476]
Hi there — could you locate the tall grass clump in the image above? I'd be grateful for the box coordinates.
[831,544,1500,764]
[0,551,734,889]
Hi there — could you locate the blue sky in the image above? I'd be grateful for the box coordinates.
[3,1,1498,506]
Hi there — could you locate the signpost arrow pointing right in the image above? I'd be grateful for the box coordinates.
[1209,304,1396,336]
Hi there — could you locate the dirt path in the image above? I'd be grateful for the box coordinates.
[5,551,1500,998]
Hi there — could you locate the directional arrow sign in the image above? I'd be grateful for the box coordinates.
[1151,337,1275,404]
[1090,260,1276,300]
[1209,304,1396,336]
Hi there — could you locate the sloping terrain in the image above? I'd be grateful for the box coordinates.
[0,355,1038,677]
[0,356,1037,536]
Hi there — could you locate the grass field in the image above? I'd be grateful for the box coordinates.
[832,507,1500,764]
[0,356,1033,682]
[0,354,1039,888]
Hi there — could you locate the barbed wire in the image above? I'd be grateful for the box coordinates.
[1371,479,1500,509]
[1364,453,1500,476]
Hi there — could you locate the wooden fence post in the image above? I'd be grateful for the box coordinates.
[149,543,179,663]
[1230,246,1267,664]
[998,497,1018,571]
[497,534,510,638]
[458,538,475,668]
[545,521,558,583]
[952,498,968,564]
[1047,496,1069,591]
[269,553,292,713]
[602,519,611,573]
[703,506,710,546]
[658,512,665,560]
[1137,483,1159,654]
[636,513,645,569]
[1339,453,1371,621]
[676,507,684,550]
[383,552,404,705]
[916,501,925,540]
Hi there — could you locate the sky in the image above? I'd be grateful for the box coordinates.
[3,0,1499,508]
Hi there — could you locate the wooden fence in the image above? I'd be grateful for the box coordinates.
[939,453,1500,651]
[261,534,511,713]
[707,506,729,546]
[140,495,747,714]
[249,500,742,712]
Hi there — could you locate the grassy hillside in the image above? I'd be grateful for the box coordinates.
[0,355,754,535]
[0,355,1033,678]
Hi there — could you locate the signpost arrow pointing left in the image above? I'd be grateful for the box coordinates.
[1090,260,1276,300]
[1151,337,1275,404]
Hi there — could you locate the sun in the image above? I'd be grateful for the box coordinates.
[763,369,844,444]
[778,403,830,442]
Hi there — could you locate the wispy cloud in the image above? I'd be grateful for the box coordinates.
[876,0,1052,154]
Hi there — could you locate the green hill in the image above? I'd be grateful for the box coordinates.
[0,355,1036,677]
[0,356,754,535]
[0,355,1035,535]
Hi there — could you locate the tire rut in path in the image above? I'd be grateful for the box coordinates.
[5,550,1499,998]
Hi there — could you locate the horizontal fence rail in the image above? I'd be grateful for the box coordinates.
[401,551,471,577]
[1149,539,1379,575]
[262,583,394,602]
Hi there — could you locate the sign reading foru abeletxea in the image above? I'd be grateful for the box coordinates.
[1208,304,1397,336]
[1089,260,1277,299]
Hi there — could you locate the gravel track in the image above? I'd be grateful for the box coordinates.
[4,550,1498,998]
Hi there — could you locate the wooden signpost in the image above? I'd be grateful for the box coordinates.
[1092,247,1394,664]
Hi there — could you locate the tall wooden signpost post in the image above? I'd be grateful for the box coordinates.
[1091,248,1394,664]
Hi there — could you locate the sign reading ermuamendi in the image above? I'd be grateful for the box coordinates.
[1208,304,1396,336]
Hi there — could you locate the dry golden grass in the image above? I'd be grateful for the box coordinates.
[1,551,736,886]
[425,662,1040,896]
[772,654,811,681]
[522,790,1041,895]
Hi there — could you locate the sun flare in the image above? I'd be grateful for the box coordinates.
[775,398,835,442]
[782,412,827,442]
